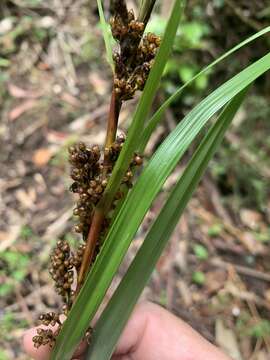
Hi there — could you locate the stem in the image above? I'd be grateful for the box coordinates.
[77,209,104,290]
[77,87,121,289]
[104,89,121,167]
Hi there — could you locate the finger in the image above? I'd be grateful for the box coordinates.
[23,326,87,360]
[114,302,231,360]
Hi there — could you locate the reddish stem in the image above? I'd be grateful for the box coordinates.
[105,89,121,146]
[76,87,121,289]
[77,209,104,290]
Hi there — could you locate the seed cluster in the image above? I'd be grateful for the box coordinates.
[49,240,74,302]
[69,142,101,239]
[34,239,81,346]
[39,312,61,327]
[72,243,86,270]
[110,2,161,101]
[33,328,58,348]
[69,135,142,240]
[33,138,143,347]
[33,242,76,348]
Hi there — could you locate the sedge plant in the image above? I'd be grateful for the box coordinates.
[30,0,270,359]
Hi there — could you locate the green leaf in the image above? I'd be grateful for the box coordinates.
[195,72,208,90]
[96,0,114,70]
[193,244,209,260]
[86,89,248,359]
[0,58,10,67]
[249,320,270,339]
[139,26,270,152]
[192,271,206,285]
[180,21,208,47]
[178,64,196,82]
[52,53,270,360]
[138,0,158,24]
[0,283,14,296]
[13,269,27,281]
[0,350,9,360]
[51,53,270,360]
[208,223,223,237]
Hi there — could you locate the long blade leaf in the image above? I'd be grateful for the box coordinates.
[139,25,270,152]
[51,53,270,360]
[87,88,249,360]
[97,0,114,70]
[138,0,158,24]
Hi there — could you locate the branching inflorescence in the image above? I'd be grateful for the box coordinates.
[111,1,160,101]
[33,0,160,349]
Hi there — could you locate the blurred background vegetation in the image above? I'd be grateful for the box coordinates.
[0,1,269,359]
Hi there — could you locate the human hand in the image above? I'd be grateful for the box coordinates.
[23,302,231,360]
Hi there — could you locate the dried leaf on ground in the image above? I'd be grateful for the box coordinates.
[216,318,243,360]
[32,148,54,167]
[8,99,39,121]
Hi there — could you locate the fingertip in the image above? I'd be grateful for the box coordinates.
[22,327,52,360]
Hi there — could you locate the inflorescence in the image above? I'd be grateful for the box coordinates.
[69,135,142,240]
[33,0,159,349]
[110,0,160,101]
[33,135,143,348]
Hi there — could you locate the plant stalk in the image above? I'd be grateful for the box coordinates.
[104,89,121,169]
[77,88,121,290]
[77,209,104,289]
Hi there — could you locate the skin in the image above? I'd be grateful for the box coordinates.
[23,302,231,360]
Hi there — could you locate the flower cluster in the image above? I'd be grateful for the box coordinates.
[33,240,82,348]
[69,137,122,239]
[33,239,86,348]
[39,312,61,327]
[32,328,58,348]
[69,136,142,239]
[110,2,161,101]
[68,142,101,239]
[49,240,74,302]
[72,243,86,271]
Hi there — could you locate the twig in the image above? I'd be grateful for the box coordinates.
[198,207,265,255]
[210,257,270,283]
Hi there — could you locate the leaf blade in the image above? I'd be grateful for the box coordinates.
[87,88,249,360]
[138,0,158,24]
[97,0,114,70]
[51,53,270,360]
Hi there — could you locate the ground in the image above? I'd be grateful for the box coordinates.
[0,1,270,359]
